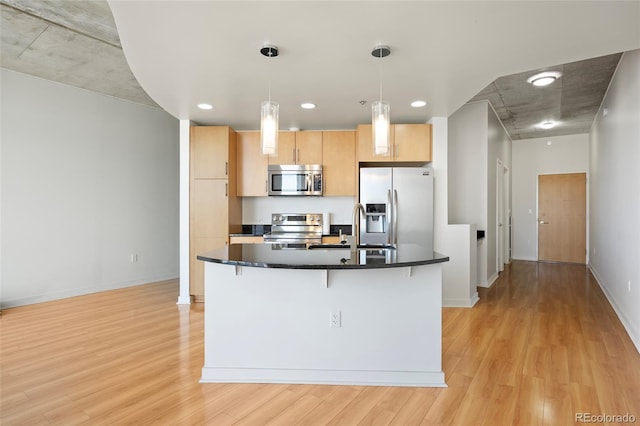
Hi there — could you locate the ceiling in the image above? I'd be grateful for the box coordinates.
[2,1,639,141]
[0,0,156,107]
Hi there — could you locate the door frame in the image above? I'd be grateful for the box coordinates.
[497,159,504,272]
[503,165,511,265]
[496,160,511,273]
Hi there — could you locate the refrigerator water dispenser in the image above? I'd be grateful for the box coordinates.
[365,204,387,233]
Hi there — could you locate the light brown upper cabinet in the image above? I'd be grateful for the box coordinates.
[237,131,268,196]
[322,131,356,196]
[357,124,432,163]
[269,131,323,165]
[192,126,232,178]
[189,126,242,301]
[394,124,432,162]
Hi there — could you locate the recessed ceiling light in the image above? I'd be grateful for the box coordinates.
[411,100,427,108]
[197,103,213,110]
[539,120,556,129]
[300,103,316,109]
[527,71,562,87]
[546,140,552,146]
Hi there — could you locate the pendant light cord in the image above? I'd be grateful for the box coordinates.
[378,46,383,102]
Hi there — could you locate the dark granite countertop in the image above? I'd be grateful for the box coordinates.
[197,243,449,270]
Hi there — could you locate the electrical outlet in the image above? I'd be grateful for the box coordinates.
[329,311,341,328]
[130,253,138,263]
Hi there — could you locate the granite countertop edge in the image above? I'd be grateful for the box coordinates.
[197,249,449,270]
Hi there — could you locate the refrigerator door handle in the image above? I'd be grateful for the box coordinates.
[387,189,393,244]
[393,189,398,244]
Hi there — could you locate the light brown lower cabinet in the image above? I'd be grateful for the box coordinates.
[229,236,264,244]
[190,237,228,302]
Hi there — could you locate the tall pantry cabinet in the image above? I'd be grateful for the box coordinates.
[190,126,242,301]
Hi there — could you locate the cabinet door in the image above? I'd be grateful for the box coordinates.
[268,131,296,165]
[237,132,268,196]
[192,179,229,238]
[357,124,394,162]
[394,124,432,162]
[323,131,356,196]
[191,126,230,178]
[296,131,323,164]
[190,237,227,301]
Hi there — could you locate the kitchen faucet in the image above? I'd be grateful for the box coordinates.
[351,203,365,249]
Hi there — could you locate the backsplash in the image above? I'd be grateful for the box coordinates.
[242,196,356,225]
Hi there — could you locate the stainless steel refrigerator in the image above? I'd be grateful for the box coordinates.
[359,167,434,248]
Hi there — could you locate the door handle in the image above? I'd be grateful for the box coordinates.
[539,220,547,224]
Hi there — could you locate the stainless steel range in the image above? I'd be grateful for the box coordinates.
[263,213,322,249]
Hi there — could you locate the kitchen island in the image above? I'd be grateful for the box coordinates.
[197,243,449,387]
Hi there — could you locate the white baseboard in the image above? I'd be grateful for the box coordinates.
[443,292,479,308]
[512,256,538,262]
[478,271,499,288]
[0,273,179,309]
[201,366,447,388]
[176,295,192,305]
[589,265,640,355]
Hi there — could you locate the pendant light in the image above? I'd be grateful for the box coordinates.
[372,45,391,156]
[260,44,279,156]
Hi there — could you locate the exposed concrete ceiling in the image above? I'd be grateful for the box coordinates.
[469,53,622,140]
[2,1,638,142]
[0,0,157,107]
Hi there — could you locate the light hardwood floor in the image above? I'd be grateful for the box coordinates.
[1,261,639,425]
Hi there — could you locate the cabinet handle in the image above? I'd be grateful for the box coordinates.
[225,183,228,197]
[265,179,268,194]
[292,148,296,163]
[297,148,300,163]
[225,161,228,176]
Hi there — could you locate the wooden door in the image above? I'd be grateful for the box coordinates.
[356,124,394,162]
[268,131,296,164]
[322,131,356,196]
[191,126,229,178]
[237,131,268,196]
[295,131,323,164]
[192,179,228,238]
[394,124,432,162]
[538,173,586,263]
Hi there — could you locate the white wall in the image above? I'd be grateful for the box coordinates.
[589,49,640,352]
[448,102,486,226]
[486,104,512,283]
[0,69,180,308]
[511,134,589,261]
[448,101,511,287]
[432,117,479,307]
[242,197,355,225]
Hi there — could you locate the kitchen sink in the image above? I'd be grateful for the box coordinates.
[307,243,396,250]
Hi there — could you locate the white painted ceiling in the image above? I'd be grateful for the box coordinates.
[2,1,639,140]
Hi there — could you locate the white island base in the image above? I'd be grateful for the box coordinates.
[200,262,446,387]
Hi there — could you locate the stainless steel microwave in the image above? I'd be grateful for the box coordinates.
[268,164,322,196]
